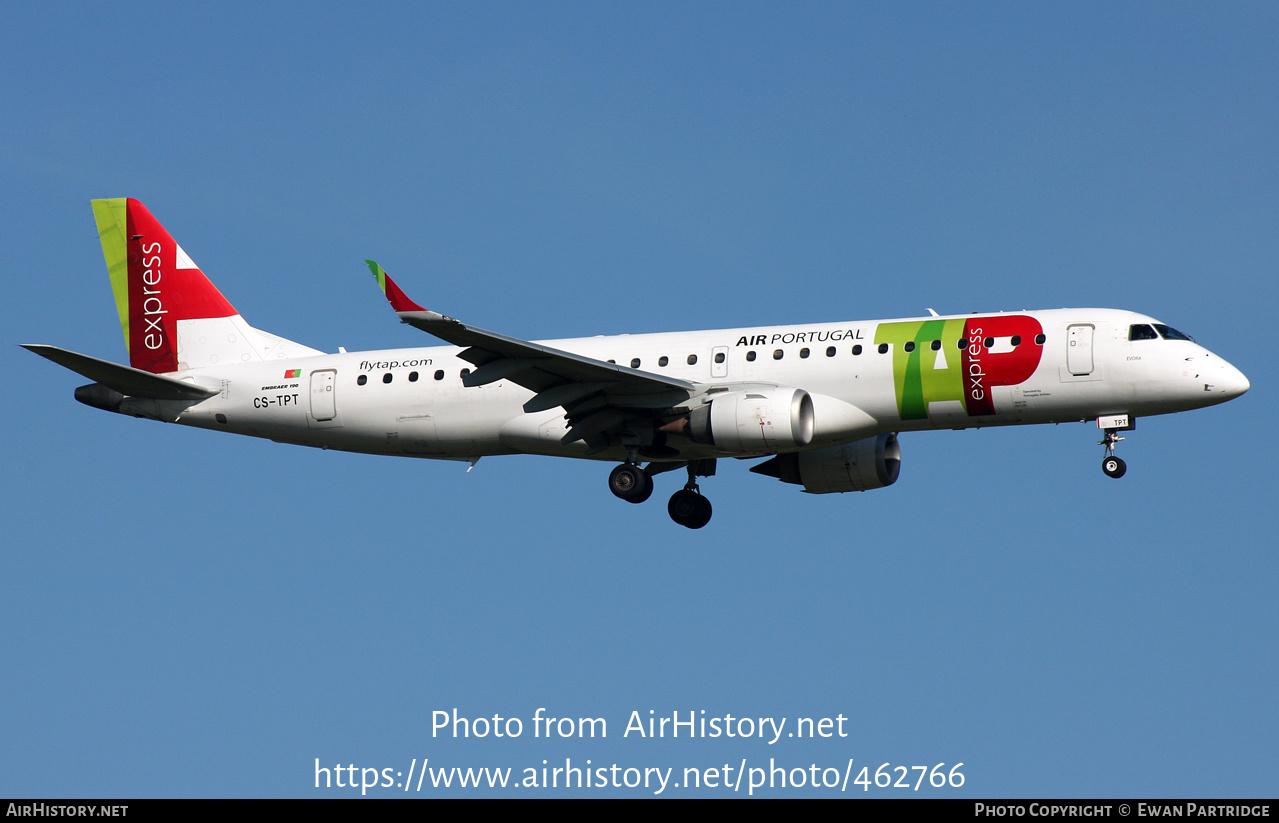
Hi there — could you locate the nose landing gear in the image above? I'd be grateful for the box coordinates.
[1096,414,1135,479]
[1099,429,1127,479]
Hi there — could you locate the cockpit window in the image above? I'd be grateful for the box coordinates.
[1153,324,1194,342]
[1128,324,1159,341]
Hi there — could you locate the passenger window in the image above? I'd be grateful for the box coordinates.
[877,343,889,354]
[1035,334,1046,345]
[687,354,698,365]
[1010,336,1021,347]
[904,341,915,353]
[357,374,368,386]
[852,345,863,355]
[983,337,994,349]
[714,352,726,364]
[658,356,669,367]
[1129,324,1159,341]
[460,368,470,379]
[630,358,641,368]
[826,346,836,357]
[773,349,784,360]
[409,371,419,382]
[434,370,444,380]
[746,351,757,362]
[799,348,810,358]
[383,373,393,384]
[930,340,941,351]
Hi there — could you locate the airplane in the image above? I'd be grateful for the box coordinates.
[25,198,1250,528]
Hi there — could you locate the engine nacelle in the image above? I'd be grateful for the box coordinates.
[750,433,901,493]
[686,387,814,453]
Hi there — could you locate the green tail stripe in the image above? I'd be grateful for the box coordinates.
[92,199,130,353]
[366,260,388,293]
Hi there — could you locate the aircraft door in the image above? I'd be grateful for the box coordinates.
[310,369,337,420]
[1067,325,1094,376]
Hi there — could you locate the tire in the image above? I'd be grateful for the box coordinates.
[687,494,713,529]
[632,471,653,503]
[609,464,652,503]
[1102,456,1127,479]
[669,489,712,528]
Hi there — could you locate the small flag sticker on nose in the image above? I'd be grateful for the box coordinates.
[285,369,301,378]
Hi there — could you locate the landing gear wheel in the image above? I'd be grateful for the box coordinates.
[668,489,712,529]
[1098,427,1128,480]
[609,463,653,503]
[1102,455,1127,479]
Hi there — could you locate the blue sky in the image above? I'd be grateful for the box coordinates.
[2,3,1275,797]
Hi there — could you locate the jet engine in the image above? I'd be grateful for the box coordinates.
[750,433,901,493]
[682,387,814,453]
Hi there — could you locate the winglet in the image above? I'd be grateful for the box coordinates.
[366,260,426,313]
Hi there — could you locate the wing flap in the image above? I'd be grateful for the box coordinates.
[462,356,554,387]
[523,381,617,413]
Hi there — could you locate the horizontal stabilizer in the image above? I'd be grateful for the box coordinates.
[22,345,219,401]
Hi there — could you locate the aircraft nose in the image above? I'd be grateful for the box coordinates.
[1207,353,1248,401]
[1215,358,1249,399]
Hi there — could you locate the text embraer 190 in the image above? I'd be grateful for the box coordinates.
[26,199,1250,528]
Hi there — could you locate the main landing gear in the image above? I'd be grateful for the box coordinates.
[608,462,653,503]
[1099,429,1127,479]
[668,484,712,530]
[607,457,715,528]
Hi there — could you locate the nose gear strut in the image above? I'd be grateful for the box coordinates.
[1099,429,1127,478]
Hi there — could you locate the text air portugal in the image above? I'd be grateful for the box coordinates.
[125,199,236,374]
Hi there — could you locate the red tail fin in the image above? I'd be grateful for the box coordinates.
[93,198,237,373]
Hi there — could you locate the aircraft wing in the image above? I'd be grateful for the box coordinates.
[366,262,697,449]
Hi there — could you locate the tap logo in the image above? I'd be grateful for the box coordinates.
[874,315,1044,419]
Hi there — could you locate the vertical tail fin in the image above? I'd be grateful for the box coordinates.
[91,199,321,373]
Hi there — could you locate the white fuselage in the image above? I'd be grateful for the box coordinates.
[139,308,1248,463]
